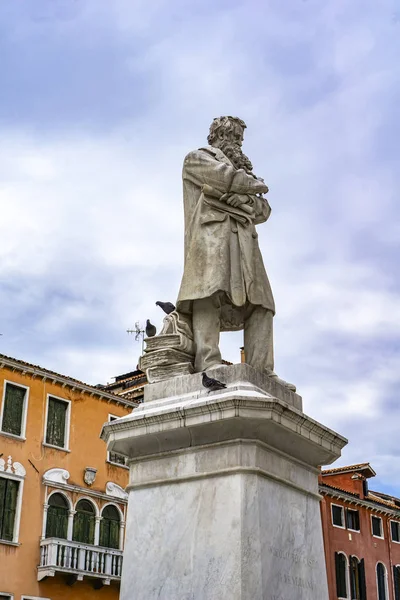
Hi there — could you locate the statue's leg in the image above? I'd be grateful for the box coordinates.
[192,295,222,372]
[243,306,274,372]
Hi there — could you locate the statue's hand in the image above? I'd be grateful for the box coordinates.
[222,193,250,207]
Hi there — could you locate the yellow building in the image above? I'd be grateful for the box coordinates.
[0,353,139,599]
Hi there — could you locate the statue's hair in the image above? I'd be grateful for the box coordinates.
[207,116,247,145]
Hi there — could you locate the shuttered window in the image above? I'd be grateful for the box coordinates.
[350,556,367,600]
[372,516,383,537]
[346,509,360,531]
[1,383,26,437]
[392,521,400,542]
[0,477,19,541]
[332,504,344,527]
[46,397,68,448]
[45,493,68,539]
[393,566,400,600]
[335,552,348,598]
[377,563,387,600]
[100,505,120,549]
[73,500,95,544]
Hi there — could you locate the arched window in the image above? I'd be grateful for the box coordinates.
[45,493,69,539]
[99,505,120,549]
[72,499,96,544]
[350,556,367,600]
[394,565,400,600]
[377,563,387,600]
[335,552,348,598]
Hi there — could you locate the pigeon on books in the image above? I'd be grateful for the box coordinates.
[145,320,157,337]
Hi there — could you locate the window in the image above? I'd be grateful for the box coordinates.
[45,493,69,539]
[393,566,400,600]
[391,521,400,542]
[335,552,348,598]
[372,515,383,538]
[100,505,120,549]
[0,594,13,599]
[0,478,19,542]
[332,504,345,527]
[349,556,366,600]
[376,563,387,600]
[45,396,70,449]
[0,382,28,438]
[346,509,360,532]
[73,499,95,544]
[107,415,127,466]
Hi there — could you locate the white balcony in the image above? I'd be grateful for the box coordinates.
[38,538,123,586]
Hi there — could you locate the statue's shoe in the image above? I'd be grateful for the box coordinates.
[265,370,296,392]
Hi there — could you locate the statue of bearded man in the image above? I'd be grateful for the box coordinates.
[176,116,294,390]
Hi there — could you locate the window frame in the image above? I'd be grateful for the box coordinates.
[0,380,29,440]
[346,508,360,533]
[393,564,400,600]
[371,514,384,539]
[0,593,14,600]
[100,502,123,550]
[21,596,51,600]
[106,414,128,468]
[391,520,400,543]
[0,469,25,545]
[43,394,71,451]
[331,503,345,529]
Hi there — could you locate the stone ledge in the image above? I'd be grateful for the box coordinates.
[144,362,302,409]
[101,386,347,467]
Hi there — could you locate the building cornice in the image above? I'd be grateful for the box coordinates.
[319,483,400,520]
[0,354,137,408]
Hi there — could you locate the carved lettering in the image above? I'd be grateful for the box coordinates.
[269,546,317,568]
[278,573,314,590]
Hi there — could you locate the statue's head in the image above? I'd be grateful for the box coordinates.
[207,116,247,149]
[207,116,253,172]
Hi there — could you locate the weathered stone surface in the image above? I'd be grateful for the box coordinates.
[145,362,194,383]
[139,347,193,371]
[101,376,347,600]
[144,363,301,409]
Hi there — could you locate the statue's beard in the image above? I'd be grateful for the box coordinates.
[219,140,254,173]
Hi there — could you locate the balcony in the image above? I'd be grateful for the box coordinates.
[38,538,123,587]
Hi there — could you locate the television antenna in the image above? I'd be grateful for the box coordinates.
[127,321,145,353]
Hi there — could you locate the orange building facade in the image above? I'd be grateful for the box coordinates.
[320,463,400,600]
[0,353,141,600]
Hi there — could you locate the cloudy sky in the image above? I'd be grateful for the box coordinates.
[1,0,399,492]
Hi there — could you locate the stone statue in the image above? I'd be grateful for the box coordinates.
[176,116,294,390]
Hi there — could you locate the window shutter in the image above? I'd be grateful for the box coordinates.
[2,384,25,436]
[1,479,18,541]
[109,518,119,549]
[335,552,347,598]
[46,500,68,539]
[393,566,400,600]
[0,479,6,539]
[73,501,95,545]
[359,558,367,600]
[46,397,67,447]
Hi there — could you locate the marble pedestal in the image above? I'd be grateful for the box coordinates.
[101,364,347,600]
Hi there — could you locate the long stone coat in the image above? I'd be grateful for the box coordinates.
[176,145,275,331]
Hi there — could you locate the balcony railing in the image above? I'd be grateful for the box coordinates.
[38,538,123,585]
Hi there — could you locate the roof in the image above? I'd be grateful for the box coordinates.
[322,463,376,478]
[0,353,139,408]
[320,483,400,513]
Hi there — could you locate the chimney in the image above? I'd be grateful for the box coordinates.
[240,347,245,363]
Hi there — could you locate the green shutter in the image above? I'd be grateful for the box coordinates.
[335,552,348,598]
[46,397,68,447]
[359,558,367,600]
[394,566,400,600]
[72,501,95,544]
[46,494,68,539]
[100,510,120,549]
[2,384,25,436]
[0,478,19,541]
